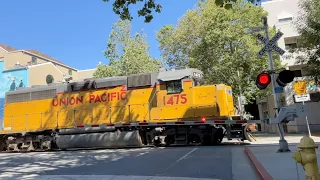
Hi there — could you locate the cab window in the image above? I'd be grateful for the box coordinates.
[166,80,182,94]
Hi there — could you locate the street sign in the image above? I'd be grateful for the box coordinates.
[257,31,286,58]
[293,81,307,95]
[246,26,265,34]
[274,87,284,93]
[294,94,310,102]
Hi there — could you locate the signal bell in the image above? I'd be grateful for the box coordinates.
[256,72,271,90]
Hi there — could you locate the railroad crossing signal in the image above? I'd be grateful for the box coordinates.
[256,72,271,89]
[255,70,295,90]
[276,70,295,87]
[257,31,286,58]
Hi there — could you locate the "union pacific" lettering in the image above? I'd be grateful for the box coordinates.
[52,91,127,107]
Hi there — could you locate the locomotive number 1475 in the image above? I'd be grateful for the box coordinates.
[163,94,187,105]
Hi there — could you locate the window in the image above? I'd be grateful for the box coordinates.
[285,43,297,50]
[68,69,72,75]
[31,56,37,64]
[166,80,182,94]
[278,17,292,23]
[292,70,302,77]
[46,74,54,84]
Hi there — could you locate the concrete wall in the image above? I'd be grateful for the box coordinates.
[4,51,46,69]
[0,48,6,58]
[0,61,29,125]
[28,63,64,86]
[76,69,96,80]
[1,49,77,81]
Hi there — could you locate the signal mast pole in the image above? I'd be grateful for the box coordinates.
[262,16,290,152]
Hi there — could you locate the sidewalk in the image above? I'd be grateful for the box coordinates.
[245,133,320,180]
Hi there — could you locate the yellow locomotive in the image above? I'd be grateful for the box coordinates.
[0,67,255,152]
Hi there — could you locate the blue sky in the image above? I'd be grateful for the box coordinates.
[0,0,200,70]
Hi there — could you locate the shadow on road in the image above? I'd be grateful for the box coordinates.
[0,147,156,180]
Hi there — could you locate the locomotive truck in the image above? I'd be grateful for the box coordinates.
[0,67,258,152]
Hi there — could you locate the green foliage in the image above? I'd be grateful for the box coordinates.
[103,0,162,23]
[93,20,162,78]
[102,0,260,23]
[156,0,281,102]
[293,0,320,81]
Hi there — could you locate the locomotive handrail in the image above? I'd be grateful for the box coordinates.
[147,90,159,122]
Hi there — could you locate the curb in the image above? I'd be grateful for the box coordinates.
[244,147,273,180]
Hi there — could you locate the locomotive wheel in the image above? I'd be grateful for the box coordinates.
[0,142,6,151]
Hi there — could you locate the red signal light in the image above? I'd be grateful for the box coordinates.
[259,74,270,84]
[256,72,271,89]
[201,117,206,121]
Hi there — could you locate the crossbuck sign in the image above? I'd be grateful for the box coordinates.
[257,31,286,58]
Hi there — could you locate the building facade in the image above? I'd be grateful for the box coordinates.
[259,0,320,133]
[0,43,96,121]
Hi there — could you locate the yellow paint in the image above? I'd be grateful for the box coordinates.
[1,80,236,134]
[292,136,320,179]
[293,80,307,95]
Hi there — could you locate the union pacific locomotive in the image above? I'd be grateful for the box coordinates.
[0,67,256,152]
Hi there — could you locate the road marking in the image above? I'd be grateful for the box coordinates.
[175,147,198,163]
[154,147,199,177]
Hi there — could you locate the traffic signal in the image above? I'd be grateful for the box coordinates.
[276,70,295,87]
[256,72,271,89]
[255,69,295,89]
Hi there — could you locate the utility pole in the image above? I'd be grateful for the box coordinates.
[261,16,290,152]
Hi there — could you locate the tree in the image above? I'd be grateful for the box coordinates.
[103,0,261,23]
[292,0,320,82]
[156,0,281,102]
[103,0,162,23]
[94,20,162,78]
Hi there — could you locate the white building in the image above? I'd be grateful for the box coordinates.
[258,0,320,133]
[261,0,300,65]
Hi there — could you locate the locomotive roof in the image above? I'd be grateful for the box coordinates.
[5,67,203,97]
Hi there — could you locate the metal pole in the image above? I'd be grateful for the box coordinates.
[237,70,243,117]
[303,101,312,136]
[262,16,290,152]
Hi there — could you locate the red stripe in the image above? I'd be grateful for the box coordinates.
[120,85,126,91]
[91,124,99,127]
[175,122,185,124]
[184,80,192,82]
[244,147,273,180]
[157,122,166,125]
[195,121,205,124]
[107,124,114,126]
[95,87,107,91]
[214,120,225,124]
[123,123,131,126]
[77,125,84,128]
[236,120,247,124]
[139,123,149,125]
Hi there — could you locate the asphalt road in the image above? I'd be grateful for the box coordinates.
[0,144,258,180]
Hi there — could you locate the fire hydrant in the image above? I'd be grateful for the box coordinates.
[293,135,320,180]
